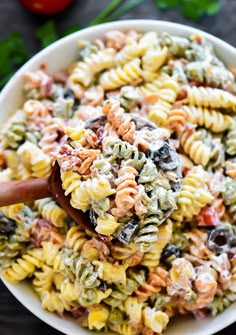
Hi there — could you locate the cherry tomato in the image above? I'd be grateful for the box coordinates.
[20,0,73,15]
[196,207,220,227]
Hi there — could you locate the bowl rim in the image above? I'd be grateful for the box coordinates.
[1,19,236,335]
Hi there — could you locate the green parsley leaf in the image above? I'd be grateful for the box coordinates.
[205,0,221,15]
[181,0,205,20]
[0,32,29,89]
[154,0,220,21]
[36,20,59,48]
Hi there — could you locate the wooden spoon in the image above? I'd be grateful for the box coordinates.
[0,162,93,231]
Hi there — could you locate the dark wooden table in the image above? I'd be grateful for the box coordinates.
[0,0,235,334]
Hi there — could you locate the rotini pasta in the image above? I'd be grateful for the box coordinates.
[171,166,213,222]
[35,198,67,227]
[183,105,234,132]
[183,86,236,111]
[3,248,43,284]
[70,48,115,87]
[141,220,173,270]
[99,58,143,90]
[180,126,211,166]
[17,141,51,178]
[1,29,236,335]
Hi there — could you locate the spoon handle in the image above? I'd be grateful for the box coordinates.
[0,178,51,207]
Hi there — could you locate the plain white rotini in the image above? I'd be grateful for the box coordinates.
[70,48,116,87]
[183,105,234,132]
[142,307,169,333]
[148,100,172,127]
[0,168,13,181]
[114,39,143,65]
[183,86,236,111]
[41,290,70,313]
[142,47,168,73]
[180,128,211,166]
[41,241,64,272]
[88,305,109,330]
[99,58,143,90]
[3,248,43,284]
[138,31,159,51]
[35,198,67,227]
[171,166,214,222]
[65,225,88,252]
[60,278,80,302]
[138,73,179,98]
[17,141,51,178]
[0,203,24,221]
[33,265,55,298]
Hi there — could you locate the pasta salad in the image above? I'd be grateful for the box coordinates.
[0,29,236,335]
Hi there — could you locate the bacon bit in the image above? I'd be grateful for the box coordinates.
[176,87,187,100]
[196,207,220,227]
[29,219,65,247]
[70,306,87,319]
[189,80,204,87]
[192,34,202,45]
[88,237,110,261]
[57,144,80,171]
[40,63,47,71]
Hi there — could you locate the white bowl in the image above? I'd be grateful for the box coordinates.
[0,19,236,335]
